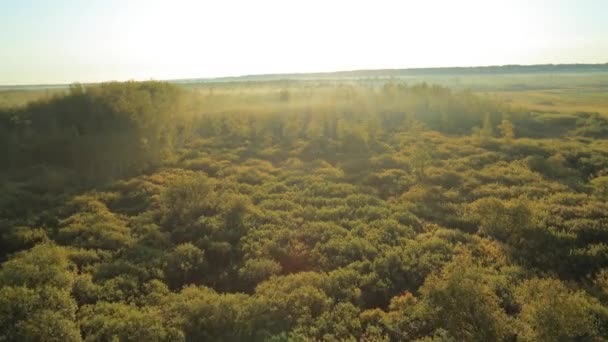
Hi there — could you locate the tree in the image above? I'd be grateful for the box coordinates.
[405,112,425,136]
[470,197,533,242]
[0,243,74,289]
[68,82,85,96]
[254,272,333,332]
[515,278,602,341]
[79,302,183,342]
[164,243,206,289]
[161,173,216,221]
[410,149,431,183]
[58,195,133,251]
[382,292,436,340]
[163,286,260,341]
[0,244,81,341]
[591,176,608,200]
[481,114,494,141]
[498,119,514,141]
[239,258,282,289]
[16,310,82,342]
[418,256,513,341]
[295,302,362,341]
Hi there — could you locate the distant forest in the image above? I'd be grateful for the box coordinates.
[2,64,608,90]
[180,63,608,83]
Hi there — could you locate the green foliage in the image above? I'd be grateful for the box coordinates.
[470,197,534,242]
[15,310,82,342]
[591,176,608,200]
[79,302,183,341]
[0,243,74,289]
[418,256,513,341]
[2,80,608,340]
[58,195,133,250]
[515,278,601,341]
[239,258,282,288]
[164,243,206,289]
[0,244,80,341]
[160,173,215,221]
[0,81,189,179]
[498,119,514,141]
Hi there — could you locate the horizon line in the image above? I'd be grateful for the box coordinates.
[2,62,608,88]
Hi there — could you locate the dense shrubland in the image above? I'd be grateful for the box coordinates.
[1,80,608,341]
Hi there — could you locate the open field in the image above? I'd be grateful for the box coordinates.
[0,88,67,108]
[492,87,608,115]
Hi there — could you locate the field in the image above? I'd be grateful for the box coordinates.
[1,73,608,341]
[494,87,608,114]
[481,74,608,116]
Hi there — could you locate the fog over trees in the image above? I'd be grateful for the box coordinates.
[1,80,608,341]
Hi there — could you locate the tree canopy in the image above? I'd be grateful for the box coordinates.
[1,80,608,341]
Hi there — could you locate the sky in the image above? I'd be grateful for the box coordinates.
[0,0,607,85]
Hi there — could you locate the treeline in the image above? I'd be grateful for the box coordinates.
[3,81,608,177]
[203,63,608,82]
[0,81,192,179]
[1,81,608,341]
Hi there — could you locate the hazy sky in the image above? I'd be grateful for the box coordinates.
[1,0,607,85]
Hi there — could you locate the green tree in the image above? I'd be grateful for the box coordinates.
[16,310,82,342]
[515,278,601,341]
[0,244,81,341]
[418,256,513,341]
[79,302,183,342]
[481,114,494,139]
[590,176,608,200]
[0,243,75,289]
[58,195,133,251]
[239,258,282,289]
[410,149,431,183]
[164,243,206,289]
[498,119,514,141]
[470,197,533,242]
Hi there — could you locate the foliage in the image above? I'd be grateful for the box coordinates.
[1,80,607,340]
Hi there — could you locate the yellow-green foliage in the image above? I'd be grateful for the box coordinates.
[1,80,608,341]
